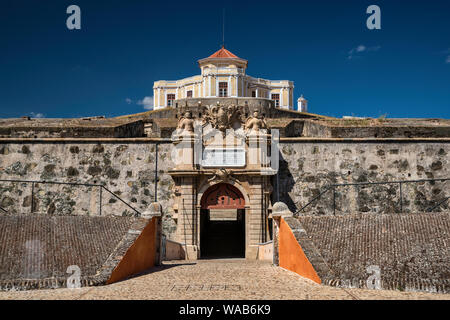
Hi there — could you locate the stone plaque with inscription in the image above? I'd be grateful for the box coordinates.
[202,148,246,167]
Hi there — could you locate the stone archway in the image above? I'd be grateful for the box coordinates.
[199,183,246,258]
[200,183,246,210]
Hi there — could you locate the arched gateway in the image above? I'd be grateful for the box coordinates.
[200,183,246,258]
[201,183,245,210]
[168,100,276,260]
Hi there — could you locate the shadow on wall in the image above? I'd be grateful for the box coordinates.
[273,151,297,213]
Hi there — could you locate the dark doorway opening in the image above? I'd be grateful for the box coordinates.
[199,183,246,259]
[200,209,245,258]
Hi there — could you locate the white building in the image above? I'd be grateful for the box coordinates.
[153,47,295,110]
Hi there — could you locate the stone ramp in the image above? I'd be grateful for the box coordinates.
[0,259,449,300]
[0,215,152,290]
[295,212,450,293]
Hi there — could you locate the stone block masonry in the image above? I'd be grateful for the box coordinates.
[296,212,450,293]
[1,138,449,243]
[0,118,144,139]
[277,139,449,215]
[0,139,178,240]
[0,215,158,291]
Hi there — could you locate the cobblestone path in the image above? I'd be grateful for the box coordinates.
[0,259,448,300]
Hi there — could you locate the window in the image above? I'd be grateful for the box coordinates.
[251,91,256,97]
[271,93,280,107]
[219,82,228,97]
[167,94,175,107]
[187,90,193,98]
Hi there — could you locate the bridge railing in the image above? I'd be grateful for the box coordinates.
[0,179,142,216]
[294,178,450,216]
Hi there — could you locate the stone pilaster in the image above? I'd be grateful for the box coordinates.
[177,176,199,260]
[246,177,263,259]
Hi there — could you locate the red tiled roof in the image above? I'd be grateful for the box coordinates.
[208,47,240,59]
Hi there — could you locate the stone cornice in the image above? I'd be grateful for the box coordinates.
[279,137,450,143]
[1,137,448,144]
[168,169,276,177]
[0,138,173,143]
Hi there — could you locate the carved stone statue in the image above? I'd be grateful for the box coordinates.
[177,111,195,133]
[244,110,267,132]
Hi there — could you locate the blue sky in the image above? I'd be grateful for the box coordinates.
[0,0,449,119]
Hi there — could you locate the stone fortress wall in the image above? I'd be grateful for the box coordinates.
[0,103,449,294]
[1,137,448,241]
[0,118,144,138]
[277,213,450,293]
[277,140,449,215]
[0,140,177,239]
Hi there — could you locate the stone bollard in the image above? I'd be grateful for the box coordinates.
[271,202,293,266]
[142,202,163,265]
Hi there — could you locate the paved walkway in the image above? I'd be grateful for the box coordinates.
[0,259,448,300]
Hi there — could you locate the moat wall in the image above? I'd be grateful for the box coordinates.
[277,139,449,215]
[0,139,177,239]
[1,138,449,240]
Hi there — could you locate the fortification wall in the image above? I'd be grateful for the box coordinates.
[0,139,177,239]
[277,139,450,215]
[1,137,449,240]
[0,215,154,291]
[0,119,145,139]
[326,126,450,138]
[276,213,450,293]
[301,120,450,138]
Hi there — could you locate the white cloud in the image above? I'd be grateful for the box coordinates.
[348,45,381,60]
[125,98,133,104]
[438,48,450,64]
[30,112,45,118]
[137,96,154,110]
[356,45,366,53]
[367,45,381,52]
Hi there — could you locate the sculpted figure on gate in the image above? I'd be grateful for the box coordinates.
[244,110,267,133]
[177,111,195,133]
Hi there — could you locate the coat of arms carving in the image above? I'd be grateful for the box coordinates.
[201,103,245,132]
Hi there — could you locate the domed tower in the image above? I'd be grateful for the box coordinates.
[197,46,248,98]
[153,47,295,110]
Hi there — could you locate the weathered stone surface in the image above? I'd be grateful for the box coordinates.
[67,167,79,177]
[0,215,150,291]
[0,118,144,138]
[0,136,448,259]
[0,142,177,239]
[301,118,450,138]
[277,142,449,215]
[0,259,449,300]
[296,212,450,293]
